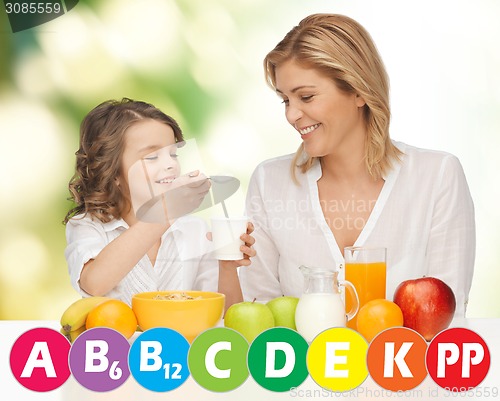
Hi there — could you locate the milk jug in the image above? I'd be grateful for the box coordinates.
[295,265,359,343]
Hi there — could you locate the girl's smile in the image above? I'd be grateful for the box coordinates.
[155,176,176,184]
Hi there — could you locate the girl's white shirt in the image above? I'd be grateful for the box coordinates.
[239,141,475,317]
[65,215,218,305]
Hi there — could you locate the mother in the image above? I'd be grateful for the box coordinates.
[239,14,475,317]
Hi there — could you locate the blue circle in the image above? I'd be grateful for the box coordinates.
[128,328,190,392]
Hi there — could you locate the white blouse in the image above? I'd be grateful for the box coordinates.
[65,215,218,305]
[239,142,475,317]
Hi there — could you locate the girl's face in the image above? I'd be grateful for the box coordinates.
[119,119,181,209]
[274,60,366,159]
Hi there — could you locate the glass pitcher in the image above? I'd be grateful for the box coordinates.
[295,265,359,343]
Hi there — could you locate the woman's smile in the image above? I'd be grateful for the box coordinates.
[297,123,321,137]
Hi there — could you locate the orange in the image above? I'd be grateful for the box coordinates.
[356,299,404,342]
[86,299,138,339]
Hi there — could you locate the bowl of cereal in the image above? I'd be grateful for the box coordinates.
[131,291,225,342]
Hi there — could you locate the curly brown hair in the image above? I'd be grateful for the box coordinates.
[63,98,184,224]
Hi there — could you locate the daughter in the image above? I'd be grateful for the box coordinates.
[64,98,253,308]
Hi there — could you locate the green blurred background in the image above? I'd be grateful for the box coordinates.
[1,0,499,319]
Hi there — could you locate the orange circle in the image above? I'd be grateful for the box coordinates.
[86,299,137,339]
[356,299,404,342]
[367,327,428,391]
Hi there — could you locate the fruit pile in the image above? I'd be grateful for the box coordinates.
[60,297,138,342]
[60,276,456,345]
[355,276,457,342]
[224,276,457,344]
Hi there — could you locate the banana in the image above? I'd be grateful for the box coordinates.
[60,296,111,334]
[60,326,86,343]
[68,326,87,343]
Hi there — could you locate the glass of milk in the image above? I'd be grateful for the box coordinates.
[295,265,359,343]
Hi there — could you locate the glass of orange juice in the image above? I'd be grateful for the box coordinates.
[344,246,386,330]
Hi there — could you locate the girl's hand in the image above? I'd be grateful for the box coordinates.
[133,170,211,224]
[160,170,211,220]
[216,222,256,270]
[215,222,254,309]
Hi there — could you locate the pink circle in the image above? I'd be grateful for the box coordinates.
[10,328,71,392]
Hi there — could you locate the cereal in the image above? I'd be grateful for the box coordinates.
[153,292,202,301]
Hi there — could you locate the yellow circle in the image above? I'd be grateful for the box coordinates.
[307,327,368,392]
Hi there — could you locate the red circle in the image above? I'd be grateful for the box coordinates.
[426,327,490,392]
[10,328,71,392]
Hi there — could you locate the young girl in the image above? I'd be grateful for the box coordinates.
[64,98,253,308]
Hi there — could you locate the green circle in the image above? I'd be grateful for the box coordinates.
[247,327,309,392]
[188,327,249,392]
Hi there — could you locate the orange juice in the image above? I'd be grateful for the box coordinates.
[345,262,386,329]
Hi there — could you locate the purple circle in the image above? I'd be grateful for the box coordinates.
[69,328,130,392]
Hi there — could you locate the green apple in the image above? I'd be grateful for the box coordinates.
[224,300,275,343]
[266,296,299,330]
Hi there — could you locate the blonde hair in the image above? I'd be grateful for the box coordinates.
[264,13,401,181]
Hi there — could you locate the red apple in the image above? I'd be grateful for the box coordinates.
[393,276,456,341]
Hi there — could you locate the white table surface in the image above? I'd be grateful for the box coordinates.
[1,318,499,400]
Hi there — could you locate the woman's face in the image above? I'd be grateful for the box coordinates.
[119,119,181,209]
[274,60,366,159]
